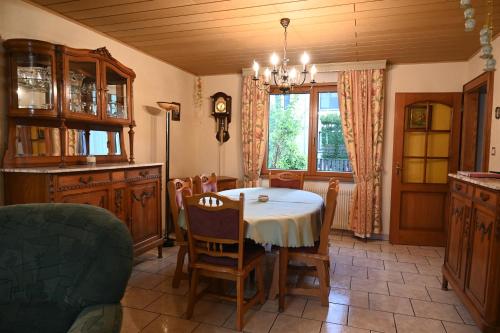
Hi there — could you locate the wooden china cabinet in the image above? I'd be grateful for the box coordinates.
[1,39,163,257]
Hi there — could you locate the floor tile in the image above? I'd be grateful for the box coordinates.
[351,278,388,295]
[321,322,370,333]
[383,261,418,273]
[330,275,352,289]
[269,313,322,333]
[401,272,441,288]
[127,271,165,290]
[353,243,382,252]
[387,282,430,301]
[367,252,397,261]
[455,305,476,325]
[379,245,410,255]
[411,299,463,323]
[368,293,413,315]
[339,248,367,258]
[328,287,369,308]
[223,309,277,332]
[261,296,307,317]
[394,314,445,333]
[141,314,199,333]
[395,253,429,265]
[441,321,481,333]
[133,257,173,274]
[120,307,159,333]
[334,263,368,278]
[347,307,396,333]
[426,287,462,305]
[333,240,356,249]
[331,255,354,265]
[426,256,445,267]
[416,264,442,276]
[191,300,235,326]
[367,269,403,283]
[144,293,188,317]
[153,276,189,296]
[302,300,348,325]
[121,287,163,309]
[193,323,237,332]
[408,248,441,258]
[353,257,384,269]
[156,262,179,276]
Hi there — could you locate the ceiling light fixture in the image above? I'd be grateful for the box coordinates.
[251,18,316,94]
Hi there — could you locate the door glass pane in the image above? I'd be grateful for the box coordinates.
[316,92,351,172]
[404,132,426,157]
[403,158,425,183]
[430,103,451,130]
[15,54,53,109]
[426,159,449,183]
[106,67,128,119]
[15,125,60,156]
[427,133,450,157]
[69,61,98,115]
[267,93,309,170]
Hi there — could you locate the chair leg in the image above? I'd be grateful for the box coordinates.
[186,268,199,319]
[325,261,331,288]
[278,247,288,312]
[236,276,245,331]
[316,261,329,306]
[172,245,187,288]
[255,260,265,305]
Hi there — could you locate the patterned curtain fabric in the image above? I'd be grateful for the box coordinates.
[338,69,385,238]
[241,75,268,187]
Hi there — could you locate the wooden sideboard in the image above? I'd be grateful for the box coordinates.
[443,174,500,333]
[217,176,238,191]
[2,163,163,257]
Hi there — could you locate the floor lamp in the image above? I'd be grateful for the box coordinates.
[157,101,174,247]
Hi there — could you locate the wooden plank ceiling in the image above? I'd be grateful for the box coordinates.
[29,0,500,75]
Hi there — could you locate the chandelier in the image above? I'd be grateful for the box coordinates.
[251,18,317,94]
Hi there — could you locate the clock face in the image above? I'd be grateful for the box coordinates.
[215,98,226,113]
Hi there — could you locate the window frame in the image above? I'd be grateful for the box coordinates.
[261,83,353,180]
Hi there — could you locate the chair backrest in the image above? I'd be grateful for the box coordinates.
[269,171,305,189]
[318,179,340,254]
[193,173,218,194]
[167,178,193,242]
[183,192,245,271]
[0,203,133,332]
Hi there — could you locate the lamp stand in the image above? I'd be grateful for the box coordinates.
[163,109,174,247]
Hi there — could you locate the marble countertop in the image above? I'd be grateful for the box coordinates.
[0,162,163,174]
[449,173,500,191]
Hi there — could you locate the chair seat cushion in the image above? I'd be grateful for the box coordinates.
[198,242,265,267]
[288,240,320,254]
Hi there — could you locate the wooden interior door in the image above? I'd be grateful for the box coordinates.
[390,93,461,246]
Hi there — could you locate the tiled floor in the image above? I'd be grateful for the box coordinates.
[120,231,480,333]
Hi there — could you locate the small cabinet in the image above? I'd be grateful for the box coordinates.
[443,176,500,332]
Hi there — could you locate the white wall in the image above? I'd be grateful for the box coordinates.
[465,37,500,171]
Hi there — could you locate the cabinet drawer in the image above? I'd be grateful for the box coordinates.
[57,172,111,190]
[473,188,497,207]
[451,180,468,196]
[126,167,160,181]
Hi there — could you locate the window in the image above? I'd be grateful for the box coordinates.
[263,85,352,179]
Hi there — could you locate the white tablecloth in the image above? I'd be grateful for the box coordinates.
[178,187,324,247]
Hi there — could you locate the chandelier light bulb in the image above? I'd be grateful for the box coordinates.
[252,60,260,77]
[300,52,310,70]
[270,53,279,67]
[264,67,271,83]
[310,64,317,81]
[289,67,297,82]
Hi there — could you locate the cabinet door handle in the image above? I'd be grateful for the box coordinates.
[479,192,490,201]
[455,183,463,191]
[79,176,93,184]
[139,170,149,178]
[395,163,402,175]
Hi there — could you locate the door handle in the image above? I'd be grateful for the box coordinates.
[395,163,402,175]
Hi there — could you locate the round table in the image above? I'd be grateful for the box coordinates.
[217,187,324,247]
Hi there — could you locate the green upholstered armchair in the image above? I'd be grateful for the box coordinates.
[0,204,133,333]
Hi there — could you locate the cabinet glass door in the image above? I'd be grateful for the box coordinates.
[68,60,99,117]
[104,65,129,121]
[14,53,54,111]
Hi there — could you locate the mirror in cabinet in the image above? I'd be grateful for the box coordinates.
[6,39,57,116]
[104,65,130,122]
[15,125,61,157]
[66,60,99,117]
[66,129,122,156]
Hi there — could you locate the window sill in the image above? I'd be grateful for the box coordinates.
[260,173,354,182]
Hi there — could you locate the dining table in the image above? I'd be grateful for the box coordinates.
[177,187,325,309]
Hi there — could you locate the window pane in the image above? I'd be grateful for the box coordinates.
[316,92,351,172]
[267,93,309,170]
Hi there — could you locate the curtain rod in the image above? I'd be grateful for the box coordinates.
[241,60,387,75]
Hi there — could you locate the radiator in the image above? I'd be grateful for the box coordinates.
[303,181,354,230]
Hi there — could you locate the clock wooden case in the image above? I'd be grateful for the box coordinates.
[211,92,232,143]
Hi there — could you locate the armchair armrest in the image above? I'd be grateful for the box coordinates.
[67,304,122,333]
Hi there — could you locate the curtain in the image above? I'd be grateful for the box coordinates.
[338,69,385,238]
[241,75,268,187]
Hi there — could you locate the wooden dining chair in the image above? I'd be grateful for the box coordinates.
[193,173,218,194]
[183,192,265,331]
[279,179,339,307]
[167,178,193,288]
[269,170,305,189]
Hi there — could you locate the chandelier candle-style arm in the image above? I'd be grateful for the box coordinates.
[251,18,316,94]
